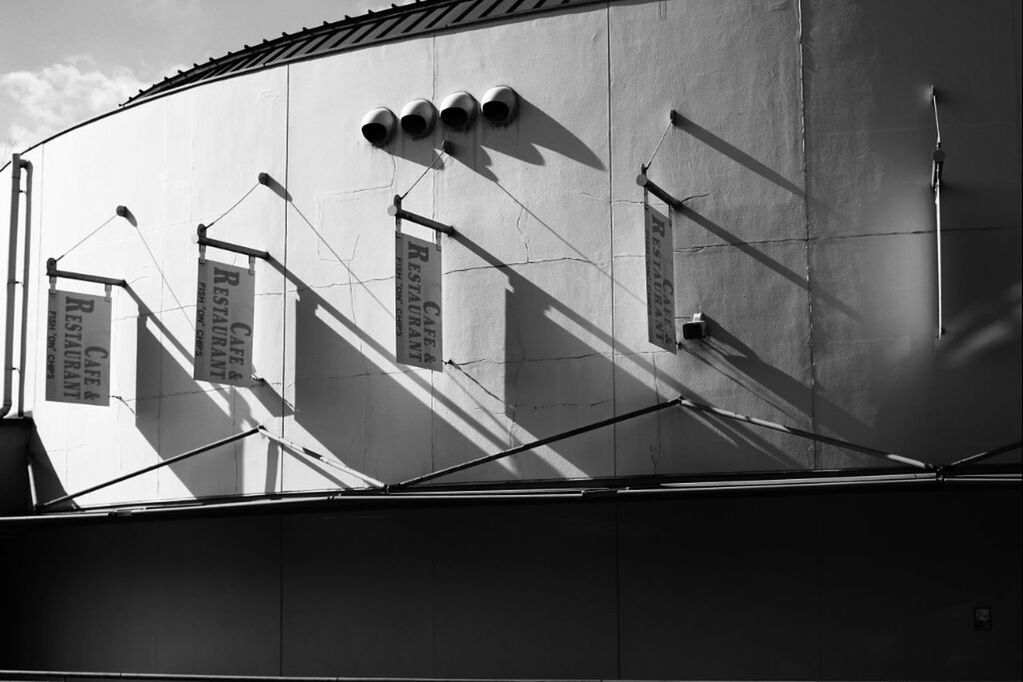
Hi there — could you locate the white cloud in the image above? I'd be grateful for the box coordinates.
[0,59,151,155]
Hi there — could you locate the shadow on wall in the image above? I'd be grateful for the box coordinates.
[455,234,811,477]
[867,229,1023,466]
[27,426,68,508]
[386,95,605,183]
[678,114,854,235]
[694,316,870,437]
[683,207,861,323]
[122,287,293,502]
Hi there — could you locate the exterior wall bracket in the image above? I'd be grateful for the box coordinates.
[46,258,127,289]
[388,195,455,236]
[636,171,684,211]
[196,224,271,269]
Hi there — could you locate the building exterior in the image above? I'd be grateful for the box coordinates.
[1,0,1020,678]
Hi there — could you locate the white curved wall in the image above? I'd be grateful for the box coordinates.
[2,0,1020,507]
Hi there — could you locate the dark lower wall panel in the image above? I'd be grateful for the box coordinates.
[281,504,618,678]
[1,487,1020,680]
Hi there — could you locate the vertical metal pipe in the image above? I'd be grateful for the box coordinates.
[935,183,944,338]
[17,160,32,415]
[2,154,22,418]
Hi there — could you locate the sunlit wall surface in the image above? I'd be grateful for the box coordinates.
[1,0,1019,505]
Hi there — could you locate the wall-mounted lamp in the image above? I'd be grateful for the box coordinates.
[680,313,707,341]
[400,99,437,138]
[361,107,397,146]
[440,91,478,131]
[481,85,519,126]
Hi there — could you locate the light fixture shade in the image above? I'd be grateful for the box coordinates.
[400,99,437,138]
[361,107,397,146]
[440,91,478,131]
[481,85,518,126]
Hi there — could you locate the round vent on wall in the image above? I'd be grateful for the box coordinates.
[361,107,397,146]
[400,99,437,138]
[481,86,518,126]
[440,91,478,131]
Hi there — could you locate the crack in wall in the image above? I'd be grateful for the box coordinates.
[445,256,598,276]
[513,206,532,262]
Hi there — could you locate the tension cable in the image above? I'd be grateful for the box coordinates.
[53,208,129,263]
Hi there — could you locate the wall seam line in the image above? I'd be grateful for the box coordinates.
[605,4,621,679]
[796,0,818,472]
[279,63,291,677]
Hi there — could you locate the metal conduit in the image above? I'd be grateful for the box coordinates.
[2,154,24,418]
[392,394,936,490]
[389,396,685,490]
[16,158,33,416]
[37,428,261,510]
[5,470,1018,525]
[675,398,933,470]
[1,672,587,682]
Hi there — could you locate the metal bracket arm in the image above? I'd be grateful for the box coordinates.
[636,172,684,211]
[388,196,455,235]
[46,258,127,287]
[196,224,271,259]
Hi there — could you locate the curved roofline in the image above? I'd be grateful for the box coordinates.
[126,0,605,106]
[1,0,605,172]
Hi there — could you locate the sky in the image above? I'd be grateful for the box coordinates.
[0,0,390,159]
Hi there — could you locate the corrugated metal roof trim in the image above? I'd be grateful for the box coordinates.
[125,0,605,105]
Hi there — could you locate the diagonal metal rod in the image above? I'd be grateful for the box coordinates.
[258,426,384,488]
[676,399,933,470]
[389,396,684,490]
[37,427,260,510]
[946,439,1022,470]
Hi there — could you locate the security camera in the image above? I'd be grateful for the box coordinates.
[361,107,397,146]
[440,91,478,131]
[481,85,519,126]
[400,99,437,138]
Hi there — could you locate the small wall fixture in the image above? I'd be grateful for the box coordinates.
[680,313,707,341]
[440,91,478,131]
[361,107,397,146]
[481,86,518,126]
[400,99,437,138]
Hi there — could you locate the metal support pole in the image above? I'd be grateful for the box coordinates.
[945,439,1022,470]
[46,258,127,288]
[37,427,261,510]
[930,85,946,338]
[636,172,684,211]
[258,426,384,488]
[16,160,33,416]
[196,224,271,260]
[676,398,933,470]
[389,397,684,490]
[2,154,23,418]
[387,195,455,235]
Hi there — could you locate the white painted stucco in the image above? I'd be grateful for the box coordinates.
[1,0,1019,506]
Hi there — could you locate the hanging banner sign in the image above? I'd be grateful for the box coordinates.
[46,290,112,405]
[193,258,255,385]
[645,203,677,352]
[395,232,442,371]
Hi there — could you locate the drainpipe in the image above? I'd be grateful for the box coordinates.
[16,158,32,416]
[2,154,24,418]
